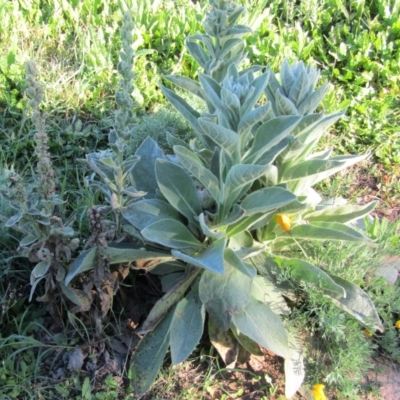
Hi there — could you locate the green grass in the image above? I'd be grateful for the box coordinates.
[0,0,400,399]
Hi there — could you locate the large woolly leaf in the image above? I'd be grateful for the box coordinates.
[199,248,255,331]
[131,137,165,198]
[129,307,174,397]
[172,237,227,274]
[170,286,205,364]
[284,330,305,399]
[326,273,384,332]
[285,222,371,242]
[278,258,345,299]
[100,243,173,267]
[251,275,290,315]
[232,297,289,358]
[156,159,202,224]
[160,84,202,133]
[65,248,97,285]
[240,187,296,215]
[122,198,181,231]
[164,75,205,100]
[244,116,301,164]
[141,219,203,250]
[137,270,199,334]
[304,202,377,224]
[173,145,220,202]
[224,164,274,210]
[198,118,239,161]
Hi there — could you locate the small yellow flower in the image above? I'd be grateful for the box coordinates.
[395,320,400,329]
[276,214,291,232]
[362,328,373,338]
[312,384,327,400]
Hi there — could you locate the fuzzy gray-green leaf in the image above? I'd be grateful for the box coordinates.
[170,287,205,365]
[232,297,289,358]
[131,137,165,198]
[129,307,174,396]
[240,187,296,215]
[326,273,384,332]
[122,198,181,231]
[137,270,199,335]
[156,159,202,224]
[141,219,203,250]
[199,248,254,331]
[174,145,220,202]
[65,248,97,285]
[172,237,227,274]
[244,116,301,164]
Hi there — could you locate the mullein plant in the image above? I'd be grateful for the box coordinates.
[0,61,78,319]
[85,10,146,238]
[65,1,381,398]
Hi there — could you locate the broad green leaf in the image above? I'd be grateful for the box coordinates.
[251,276,290,315]
[240,187,296,215]
[304,202,377,224]
[224,164,275,210]
[244,116,301,164]
[208,317,239,368]
[170,287,205,364]
[232,297,289,358]
[297,111,343,146]
[186,38,210,68]
[166,132,190,150]
[60,283,92,312]
[156,159,202,224]
[199,248,254,331]
[275,90,299,115]
[278,258,345,299]
[29,275,46,302]
[160,85,202,133]
[230,325,263,356]
[137,270,200,334]
[100,243,173,266]
[122,198,181,231]
[30,259,51,282]
[285,222,370,242]
[298,82,329,114]
[288,66,309,106]
[241,71,270,115]
[5,211,23,227]
[129,307,174,397]
[198,118,239,162]
[284,330,305,399]
[198,213,225,239]
[174,145,220,202]
[281,159,345,182]
[171,237,227,274]
[325,273,384,332]
[238,103,272,136]
[164,75,205,100]
[161,272,185,294]
[20,235,37,247]
[226,212,270,237]
[228,231,265,259]
[131,137,165,198]
[141,219,203,250]
[65,248,97,285]
[198,73,224,111]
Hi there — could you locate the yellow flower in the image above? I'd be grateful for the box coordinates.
[395,320,400,329]
[362,328,373,338]
[312,384,327,400]
[276,214,291,232]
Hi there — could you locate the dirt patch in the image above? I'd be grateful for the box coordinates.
[364,359,400,400]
